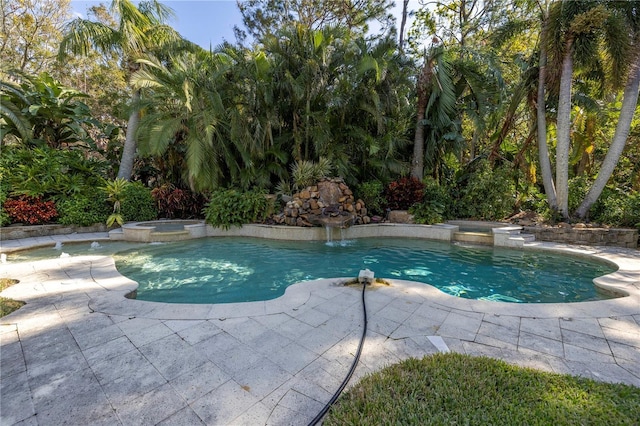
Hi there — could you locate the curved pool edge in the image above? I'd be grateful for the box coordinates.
[1,238,638,321]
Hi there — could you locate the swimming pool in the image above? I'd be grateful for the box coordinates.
[107,237,618,304]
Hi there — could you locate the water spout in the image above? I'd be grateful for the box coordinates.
[54,241,63,250]
[325,225,333,244]
[90,241,101,249]
[1,253,6,264]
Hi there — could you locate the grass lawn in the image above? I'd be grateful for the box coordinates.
[0,278,24,317]
[324,353,640,425]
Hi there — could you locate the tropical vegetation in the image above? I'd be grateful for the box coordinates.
[0,0,639,231]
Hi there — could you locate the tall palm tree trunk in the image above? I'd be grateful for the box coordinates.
[410,59,433,179]
[117,89,141,180]
[555,38,574,218]
[537,11,557,210]
[575,53,640,218]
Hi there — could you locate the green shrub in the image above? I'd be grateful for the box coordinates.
[588,187,640,228]
[204,189,271,229]
[120,182,157,222]
[0,188,10,227]
[57,189,111,226]
[410,178,453,224]
[456,160,515,220]
[356,180,386,216]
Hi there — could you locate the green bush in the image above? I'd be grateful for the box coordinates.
[410,178,453,224]
[356,180,386,216]
[456,160,515,220]
[203,189,271,229]
[57,189,111,226]
[0,188,10,227]
[120,182,157,222]
[588,187,640,228]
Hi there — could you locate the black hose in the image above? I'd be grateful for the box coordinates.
[307,280,368,426]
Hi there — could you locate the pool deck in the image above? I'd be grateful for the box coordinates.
[1,233,639,425]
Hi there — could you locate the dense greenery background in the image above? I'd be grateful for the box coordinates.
[1,0,639,229]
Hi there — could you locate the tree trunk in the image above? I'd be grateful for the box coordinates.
[410,59,433,179]
[555,38,574,218]
[117,89,141,180]
[575,54,640,218]
[399,0,409,52]
[536,11,557,210]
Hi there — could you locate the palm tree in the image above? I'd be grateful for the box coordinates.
[411,44,461,181]
[546,0,630,217]
[58,0,183,180]
[575,1,640,218]
[130,51,237,191]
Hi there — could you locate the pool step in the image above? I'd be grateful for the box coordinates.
[109,228,124,241]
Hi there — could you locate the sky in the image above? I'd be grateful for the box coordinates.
[70,0,422,49]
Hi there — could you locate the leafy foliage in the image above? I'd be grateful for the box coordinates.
[57,188,110,226]
[203,189,271,229]
[0,145,108,200]
[384,177,425,210]
[120,182,157,222]
[410,178,453,224]
[456,159,515,220]
[0,188,10,227]
[151,184,207,219]
[355,180,386,216]
[3,196,58,225]
[0,71,101,149]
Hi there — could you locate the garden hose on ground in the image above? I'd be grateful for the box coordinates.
[307,280,369,426]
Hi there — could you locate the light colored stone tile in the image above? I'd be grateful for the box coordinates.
[217,317,270,343]
[230,402,272,426]
[124,322,174,347]
[163,319,205,333]
[608,340,640,363]
[477,321,520,346]
[115,382,186,426]
[91,349,150,385]
[234,357,293,399]
[176,320,222,345]
[246,328,292,356]
[169,362,231,404]
[559,317,605,338]
[0,370,35,425]
[563,343,615,363]
[192,331,241,360]
[276,317,315,340]
[518,331,564,357]
[297,327,341,355]
[294,307,332,327]
[1,340,26,378]
[561,329,612,355]
[191,380,259,426]
[264,340,317,375]
[138,334,209,381]
[213,343,264,375]
[83,335,137,365]
[26,350,89,389]
[73,323,124,350]
[520,317,562,341]
[101,363,167,407]
[376,304,414,323]
[156,406,205,426]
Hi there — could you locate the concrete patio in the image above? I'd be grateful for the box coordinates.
[1,232,639,425]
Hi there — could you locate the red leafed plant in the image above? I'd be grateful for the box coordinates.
[384,177,425,210]
[151,184,207,219]
[4,196,58,225]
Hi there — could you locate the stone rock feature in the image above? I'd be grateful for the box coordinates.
[275,178,370,227]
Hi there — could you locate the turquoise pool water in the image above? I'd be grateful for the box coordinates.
[105,237,618,304]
